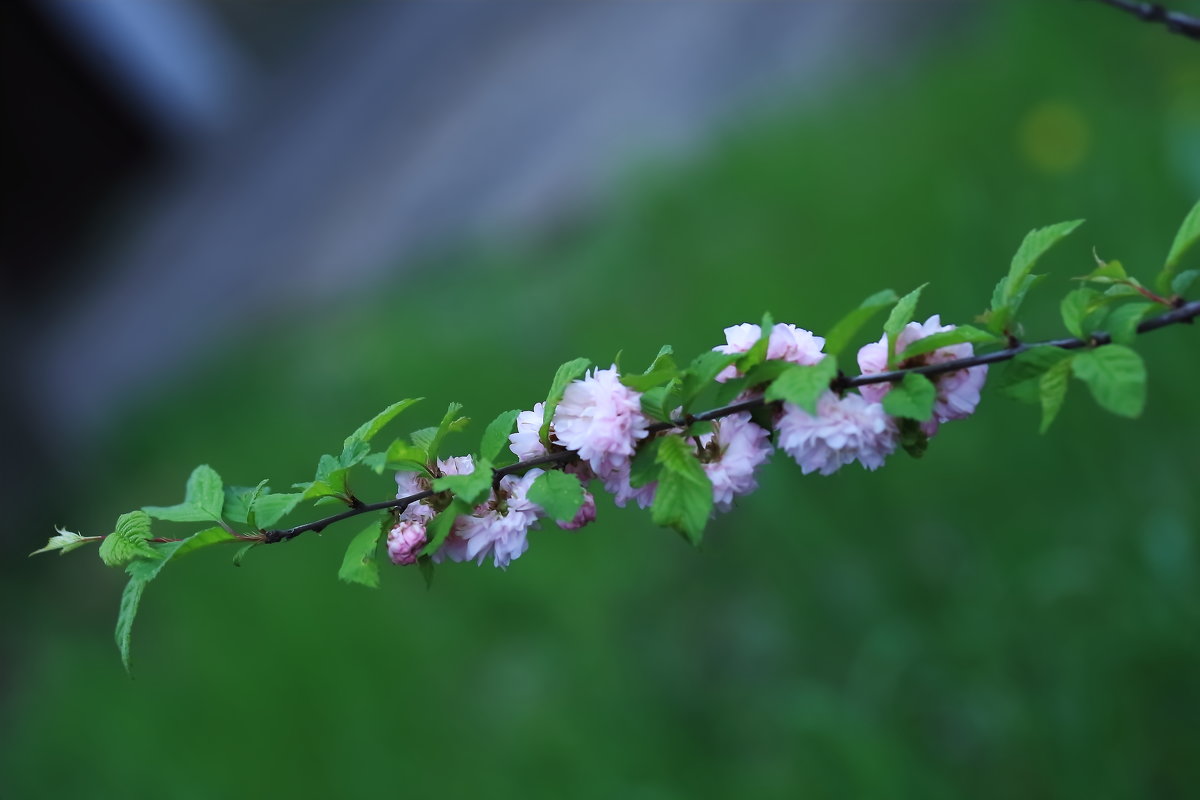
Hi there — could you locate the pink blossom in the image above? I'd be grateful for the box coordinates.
[395,471,434,523]
[856,315,987,435]
[601,462,657,509]
[553,365,650,475]
[557,486,597,530]
[698,412,773,512]
[386,520,428,565]
[509,402,549,461]
[714,322,826,381]
[454,469,545,569]
[777,391,897,475]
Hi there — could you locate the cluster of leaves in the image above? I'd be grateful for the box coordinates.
[31,201,1199,672]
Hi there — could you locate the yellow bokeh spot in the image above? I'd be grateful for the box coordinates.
[1017,101,1090,175]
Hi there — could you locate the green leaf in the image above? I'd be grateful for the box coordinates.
[735,312,774,373]
[115,569,148,674]
[650,436,712,545]
[897,325,1000,362]
[222,481,268,525]
[418,403,470,463]
[897,417,928,459]
[764,358,838,415]
[679,351,740,411]
[343,398,422,451]
[623,346,679,391]
[883,284,927,368]
[99,511,160,567]
[629,437,664,488]
[881,373,937,422]
[1158,199,1200,293]
[251,493,303,529]
[541,357,592,443]
[1038,358,1073,433]
[384,439,432,471]
[640,384,680,423]
[143,465,225,523]
[172,526,237,559]
[1103,301,1155,346]
[338,522,383,588]
[30,527,98,557]
[526,470,585,523]
[1171,269,1199,297]
[232,542,257,567]
[479,410,521,463]
[418,556,435,589]
[823,289,898,357]
[996,346,1075,405]
[1060,287,1103,339]
[1075,257,1127,285]
[1002,219,1085,306]
[421,498,473,557]
[432,458,494,506]
[1071,345,1146,418]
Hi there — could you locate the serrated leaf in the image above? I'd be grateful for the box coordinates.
[764,358,838,415]
[679,351,740,411]
[343,398,422,451]
[421,498,472,556]
[115,570,148,674]
[824,289,898,356]
[623,346,678,391]
[1038,358,1072,433]
[640,383,680,423]
[385,439,432,470]
[480,410,521,463]
[30,527,98,557]
[527,470,585,523]
[897,325,1000,362]
[251,493,303,528]
[735,312,774,373]
[410,426,437,456]
[883,284,927,368]
[432,458,493,506]
[541,358,592,444]
[143,465,225,523]
[99,511,160,567]
[337,438,371,470]
[423,403,468,463]
[172,526,237,559]
[1061,287,1103,339]
[881,373,937,422]
[1002,219,1085,307]
[338,522,383,588]
[1103,301,1155,346]
[1172,269,1198,297]
[223,481,268,525]
[996,346,1075,405]
[650,436,712,544]
[1158,199,1200,294]
[1071,345,1146,418]
[232,542,257,566]
[629,437,664,488]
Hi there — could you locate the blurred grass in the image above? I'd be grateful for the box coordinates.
[6,4,1200,799]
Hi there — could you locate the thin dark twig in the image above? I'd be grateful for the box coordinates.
[1090,0,1200,40]
[258,299,1198,545]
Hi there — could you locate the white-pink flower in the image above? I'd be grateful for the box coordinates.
[601,462,657,509]
[697,412,773,512]
[509,402,549,461]
[714,322,826,382]
[553,365,650,475]
[454,469,545,569]
[386,520,428,566]
[777,391,897,475]
[856,315,987,435]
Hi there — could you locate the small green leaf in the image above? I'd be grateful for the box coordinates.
[1158,199,1200,294]
[1038,358,1073,433]
[232,542,257,567]
[1171,269,1198,297]
[541,358,592,444]
[735,312,774,373]
[823,289,898,356]
[629,437,664,488]
[881,373,937,422]
[650,436,713,545]
[384,439,431,471]
[996,346,1075,405]
[764,358,838,415]
[343,398,422,451]
[222,481,268,525]
[416,403,470,463]
[432,459,493,506]
[421,498,472,556]
[143,465,225,523]
[1075,257,1127,284]
[338,522,383,589]
[1060,287,1103,339]
[883,284,927,368]
[251,493,303,528]
[479,410,521,463]
[897,325,1000,362]
[30,527,98,557]
[1071,345,1146,418]
[115,570,148,674]
[99,511,160,567]
[623,346,679,391]
[640,384,680,423]
[527,470,585,523]
[1002,219,1085,307]
[1102,302,1155,346]
[678,351,739,411]
[172,526,238,559]
[410,426,437,456]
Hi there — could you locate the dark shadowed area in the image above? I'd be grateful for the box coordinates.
[3,2,1198,798]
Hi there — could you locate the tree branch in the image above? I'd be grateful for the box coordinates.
[1090,0,1200,40]
[258,299,1198,546]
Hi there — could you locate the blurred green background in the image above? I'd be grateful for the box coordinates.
[5,4,1199,798]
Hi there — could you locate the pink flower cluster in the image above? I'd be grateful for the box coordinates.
[390,313,987,570]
